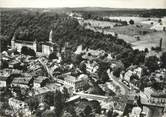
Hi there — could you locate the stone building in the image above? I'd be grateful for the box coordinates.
[11,30,57,55]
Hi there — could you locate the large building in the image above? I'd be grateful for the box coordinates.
[8,98,29,110]
[11,30,57,55]
[64,74,88,92]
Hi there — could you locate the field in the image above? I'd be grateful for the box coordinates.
[79,16,166,51]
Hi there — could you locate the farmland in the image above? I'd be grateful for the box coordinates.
[79,16,166,50]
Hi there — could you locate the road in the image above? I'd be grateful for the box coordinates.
[107,69,130,95]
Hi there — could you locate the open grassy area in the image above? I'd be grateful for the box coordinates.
[132,31,166,50]
[80,17,166,51]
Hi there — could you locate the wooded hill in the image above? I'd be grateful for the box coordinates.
[1,9,145,68]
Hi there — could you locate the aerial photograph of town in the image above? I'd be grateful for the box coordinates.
[0,0,166,117]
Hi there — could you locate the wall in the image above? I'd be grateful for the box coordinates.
[0,81,6,87]
[42,45,53,55]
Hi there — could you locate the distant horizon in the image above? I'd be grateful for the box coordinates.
[0,0,166,9]
[1,6,166,10]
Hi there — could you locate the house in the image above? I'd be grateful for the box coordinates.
[133,67,142,78]
[41,42,57,55]
[45,83,61,92]
[64,75,87,92]
[0,76,9,88]
[33,76,49,89]
[63,84,74,96]
[32,87,51,102]
[8,98,29,110]
[11,76,34,88]
[124,66,143,82]
[8,60,20,69]
[150,91,166,105]
[130,106,142,117]
[124,70,133,82]
[0,69,12,87]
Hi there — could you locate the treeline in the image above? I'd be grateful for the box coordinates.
[75,9,166,18]
[51,16,131,52]
[1,10,146,68]
[80,12,128,25]
[1,10,66,42]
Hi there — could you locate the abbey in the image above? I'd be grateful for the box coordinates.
[11,30,57,55]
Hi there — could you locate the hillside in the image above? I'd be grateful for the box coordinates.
[1,9,146,68]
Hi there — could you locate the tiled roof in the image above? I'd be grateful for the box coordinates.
[64,75,81,82]
[46,83,60,91]
[15,40,35,44]
[34,76,48,83]
[33,87,50,95]
[12,76,33,85]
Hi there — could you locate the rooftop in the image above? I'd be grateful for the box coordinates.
[42,41,58,47]
[14,39,35,44]
[33,87,51,95]
[12,76,33,85]
[45,83,60,91]
[9,98,27,104]
[64,75,82,83]
[34,76,49,83]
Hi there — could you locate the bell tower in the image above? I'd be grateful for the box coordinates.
[49,29,53,43]
[11,33,15,49]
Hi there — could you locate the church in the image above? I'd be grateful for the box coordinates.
[11,30,57,55]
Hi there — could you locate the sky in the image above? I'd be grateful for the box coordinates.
[0,0,166,9]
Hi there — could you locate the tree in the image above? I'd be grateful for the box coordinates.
[113,68,121,78]
[62,111,73,117]
[84,105,92,116]
[130,74,139,82]
[79,60,87,74]
[62,87,70,100]
[98,61,110,82]
[129,19,134,25]
[0,59,9,69]
[158,19,162,23]
[144,48,149,53]
[21,46,36,57]
[107,109,113,117]
[160,52,166,68]
[41,109,57,117]
[44,92,55,106]
[0,35,8,52]
[27,97,39,111]
[48,52,58,60]
[90,100,101,113]
[54,90,65,117]
[72,53,83,65]
[145,56,159,72]
[64,105,76,117]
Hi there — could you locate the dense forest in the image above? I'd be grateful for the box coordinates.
[1,9,146,68]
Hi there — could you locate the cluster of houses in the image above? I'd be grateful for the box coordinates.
[1,29,166,117]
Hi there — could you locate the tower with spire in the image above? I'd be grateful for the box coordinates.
[49,29,53,43]
[11,33,16,49]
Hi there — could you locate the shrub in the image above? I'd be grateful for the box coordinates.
[129,19,134,25]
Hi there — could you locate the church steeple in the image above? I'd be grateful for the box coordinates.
[49,29,53,43]
[11,33,16,49]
